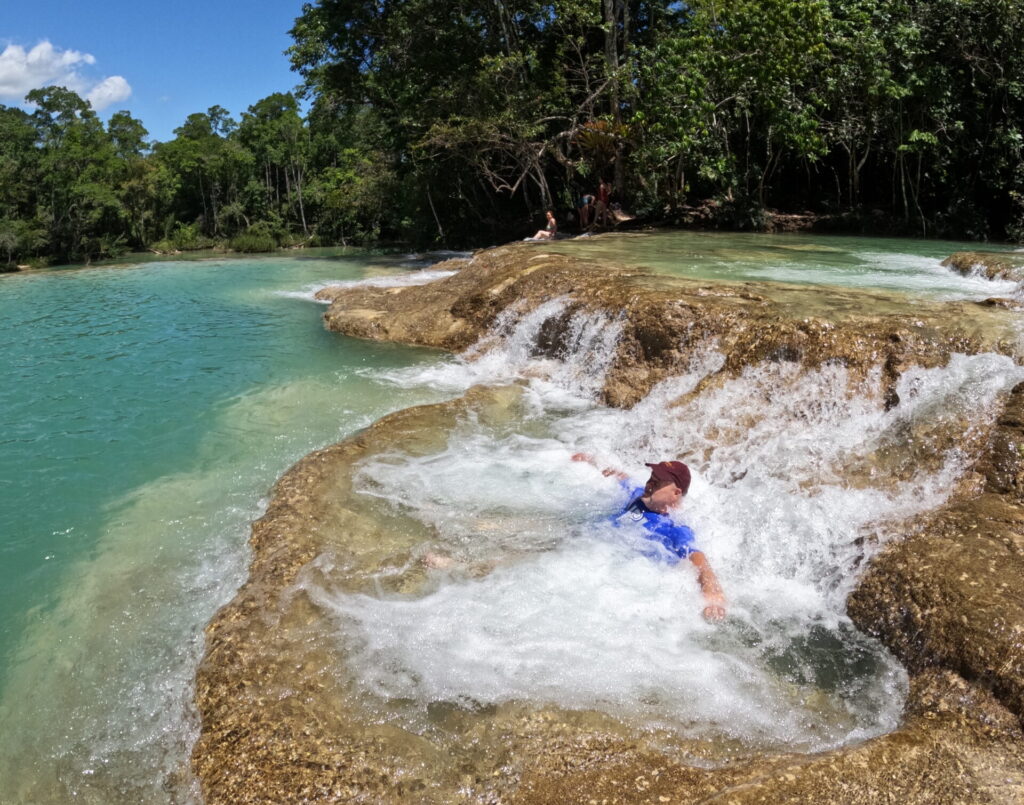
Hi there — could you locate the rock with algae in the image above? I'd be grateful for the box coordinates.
[849,382,1024,719]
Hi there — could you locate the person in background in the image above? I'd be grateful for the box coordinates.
[532,209,558,240]
[578,193,595,230]
[572,453,727,621]
[595,178,611,226]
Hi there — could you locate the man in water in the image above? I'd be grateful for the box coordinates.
[424,454,726,621]
[572,454,727,621]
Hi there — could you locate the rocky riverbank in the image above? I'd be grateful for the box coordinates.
[194,242,1024,803]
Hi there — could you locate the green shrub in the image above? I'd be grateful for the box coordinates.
[168,222,217,251]
[277,231,308,248]
[150,238,175,253]
[229,222,279,253]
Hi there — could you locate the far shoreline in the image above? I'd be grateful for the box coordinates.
[4,210,1020,276]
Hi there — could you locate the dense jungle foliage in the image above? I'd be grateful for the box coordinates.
[2,0,1023,266]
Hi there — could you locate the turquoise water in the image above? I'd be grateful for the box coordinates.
[546,231,1021,299]
[0,252,447,803]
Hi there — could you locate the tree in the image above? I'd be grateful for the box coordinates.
[154,108,251,238]
[238,93,311,235]
[27,87,122,261]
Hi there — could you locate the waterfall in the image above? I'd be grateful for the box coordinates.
[369,296,624,403]
[305,300,1024,753]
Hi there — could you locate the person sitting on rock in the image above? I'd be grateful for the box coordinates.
[572,454,727,621]
[532,210,557,240]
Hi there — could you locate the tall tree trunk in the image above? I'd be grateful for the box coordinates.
[426,188,445,244]
[295,163,308,235]
[603,0,626,194]
[198,170,209,231]
[211,183,220,236]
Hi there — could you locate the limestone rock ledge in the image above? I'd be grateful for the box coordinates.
[942,251,1024,285]
[193,243,1024,803]
[849,382,1024,718]
[193,388,1024,804]
[318,244,1019,408]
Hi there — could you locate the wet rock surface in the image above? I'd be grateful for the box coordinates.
[512,670,1024,804]
[849,382,1024,719]
[318,244,1019,408]
[943,251,1024,285]
[195,243,1024,802]
[194,389,1024,804]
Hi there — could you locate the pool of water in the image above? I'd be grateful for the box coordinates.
[544,230,1020,300]
[0,250,450,804]
[302,302,1020,768]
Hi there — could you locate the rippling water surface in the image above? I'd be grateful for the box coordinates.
[1,233,1020,803]
[0,251,448,803]
[545,230,1020,299]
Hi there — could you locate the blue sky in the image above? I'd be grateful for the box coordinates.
[1,0,307,142]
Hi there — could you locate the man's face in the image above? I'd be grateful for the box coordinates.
[648,480,683,512]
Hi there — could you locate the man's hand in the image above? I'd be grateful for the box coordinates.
[690,552,726,622]
[571,452,629,480]
[702,592,726,622]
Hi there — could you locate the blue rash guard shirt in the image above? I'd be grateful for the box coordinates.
[611,485,697,564]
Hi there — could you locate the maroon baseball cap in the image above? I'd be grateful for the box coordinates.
[645,461,691,496]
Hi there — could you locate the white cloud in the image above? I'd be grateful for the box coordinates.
[0,40,132,110]
[86,75,132,110]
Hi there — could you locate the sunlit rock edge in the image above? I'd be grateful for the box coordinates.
[193,244,1024,803]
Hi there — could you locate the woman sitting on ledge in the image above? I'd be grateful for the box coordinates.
[531,210,557,240]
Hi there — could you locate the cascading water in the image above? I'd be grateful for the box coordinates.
[365,297,623,403]
[306,299,1024,755]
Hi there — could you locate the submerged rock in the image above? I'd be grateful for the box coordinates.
[196,242,1024,802]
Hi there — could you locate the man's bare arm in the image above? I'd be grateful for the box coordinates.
[689,551,726,621]
[571,452,629,480]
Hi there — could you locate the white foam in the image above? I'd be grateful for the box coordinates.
[314,347,1024,751]
[398,250,472,268]
[311,535,904,751]
[369,297,623,406]
[277,269,457,303]
[748,252,1020,299]
[858,251,1020,298]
